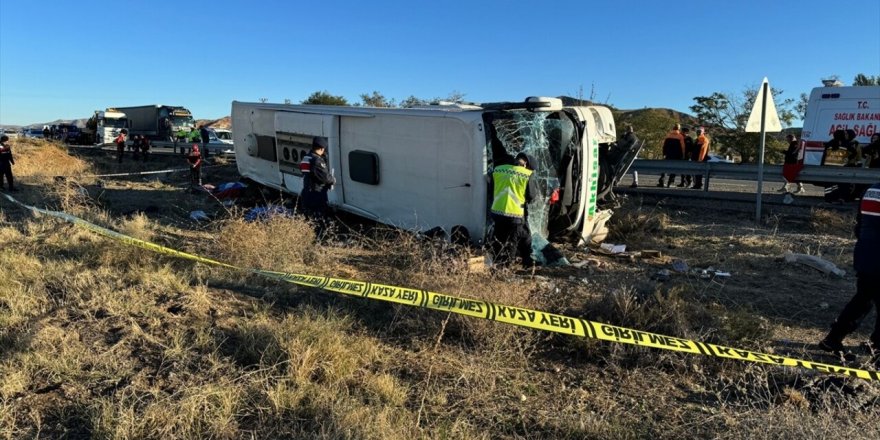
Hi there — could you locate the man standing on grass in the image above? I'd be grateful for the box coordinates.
[819,182,880,364]
[0,135,16,191]
[187,144,203,187]
[114,129,128,163]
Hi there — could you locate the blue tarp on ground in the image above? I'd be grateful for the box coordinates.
[244,205,293,222]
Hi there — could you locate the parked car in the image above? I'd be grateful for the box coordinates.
[705,153,734,163]
[1,128,20,139]
[210,128,233,144]
[25,128,45,139]
[204,128,234,154]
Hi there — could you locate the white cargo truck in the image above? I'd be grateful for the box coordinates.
[83,109,129,145]
[800,85,880,166]
[231,97,624,250]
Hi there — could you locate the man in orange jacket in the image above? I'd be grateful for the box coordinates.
[692,128,710,189]
[658,123,685,187]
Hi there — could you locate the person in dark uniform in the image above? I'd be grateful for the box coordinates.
[187,144,203,186]
[490,152,539,268]
[200,125,211,157]
[819,182,880,362]
[131,135,142,161]
[302,137,335,238]
[0,135,16,191]
[140,135,151,162]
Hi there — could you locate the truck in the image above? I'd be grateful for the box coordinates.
[82,109,129,145]
[231,97,630,256]
[800,84,880,166]
[114,105,195,141]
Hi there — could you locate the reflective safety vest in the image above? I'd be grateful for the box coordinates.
[491,165,532,218]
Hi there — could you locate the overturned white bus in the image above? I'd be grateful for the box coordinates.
[231,97,626,255]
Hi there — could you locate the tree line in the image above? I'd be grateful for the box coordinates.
[298,90,467,108]
[287,72,878,164]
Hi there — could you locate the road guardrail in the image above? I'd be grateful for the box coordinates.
[630,160,880,189]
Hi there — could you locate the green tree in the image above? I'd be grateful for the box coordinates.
[399,95,428,108]
[302,91,349,106]
[690,86,796,163]
[359,91,394,107]
[614,109,680,159]
[853,73,880,86]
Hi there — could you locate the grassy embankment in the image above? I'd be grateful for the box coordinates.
[1,139,878,439]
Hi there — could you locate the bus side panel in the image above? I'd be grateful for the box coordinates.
[232,102,283,187]
[338,114,481,237]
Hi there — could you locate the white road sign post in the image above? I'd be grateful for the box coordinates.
[746,77,782,223]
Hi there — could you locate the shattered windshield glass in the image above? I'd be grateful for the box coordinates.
[488,110,578,264]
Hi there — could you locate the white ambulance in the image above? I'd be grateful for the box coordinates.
[800,85,880,166]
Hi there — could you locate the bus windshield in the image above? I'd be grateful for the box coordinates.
[486,110,580,263]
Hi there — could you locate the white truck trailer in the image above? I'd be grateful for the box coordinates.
[231,97,623,252]
[83,109,129,145]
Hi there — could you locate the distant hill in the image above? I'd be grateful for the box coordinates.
[196,116,232,129]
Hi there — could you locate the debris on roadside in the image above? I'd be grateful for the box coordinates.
[599,243,626,254]
[189,210,210,222]
[244,205,293,222]
[783,252,846,278]
[671,259,689,273]
[652,269,671,282]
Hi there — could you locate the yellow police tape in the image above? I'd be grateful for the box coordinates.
[2,193,877,382]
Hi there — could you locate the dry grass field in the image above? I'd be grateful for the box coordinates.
[1,139,878,439]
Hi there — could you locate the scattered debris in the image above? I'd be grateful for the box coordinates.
[671,259,689,273]
[783,252,846,277]
[600,243,626,254]
[189,210,210,221]
[244,205,293,222]
[571,258,604,269]
[213,181,248,199]
[652,269,671,282]
[467,256,487,273]
[641,250,662,258]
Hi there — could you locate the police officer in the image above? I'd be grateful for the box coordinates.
[0,135,16,191]
[302,137,335,237]
[819,182,880,361]
[490,152,538,268]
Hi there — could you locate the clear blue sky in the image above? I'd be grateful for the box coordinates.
[1,0,878,126]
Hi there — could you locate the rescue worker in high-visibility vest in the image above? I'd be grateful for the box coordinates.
[490,152,539,268]
[658,123,685,187]
[691,128,710,190]
[820,182,880,365]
